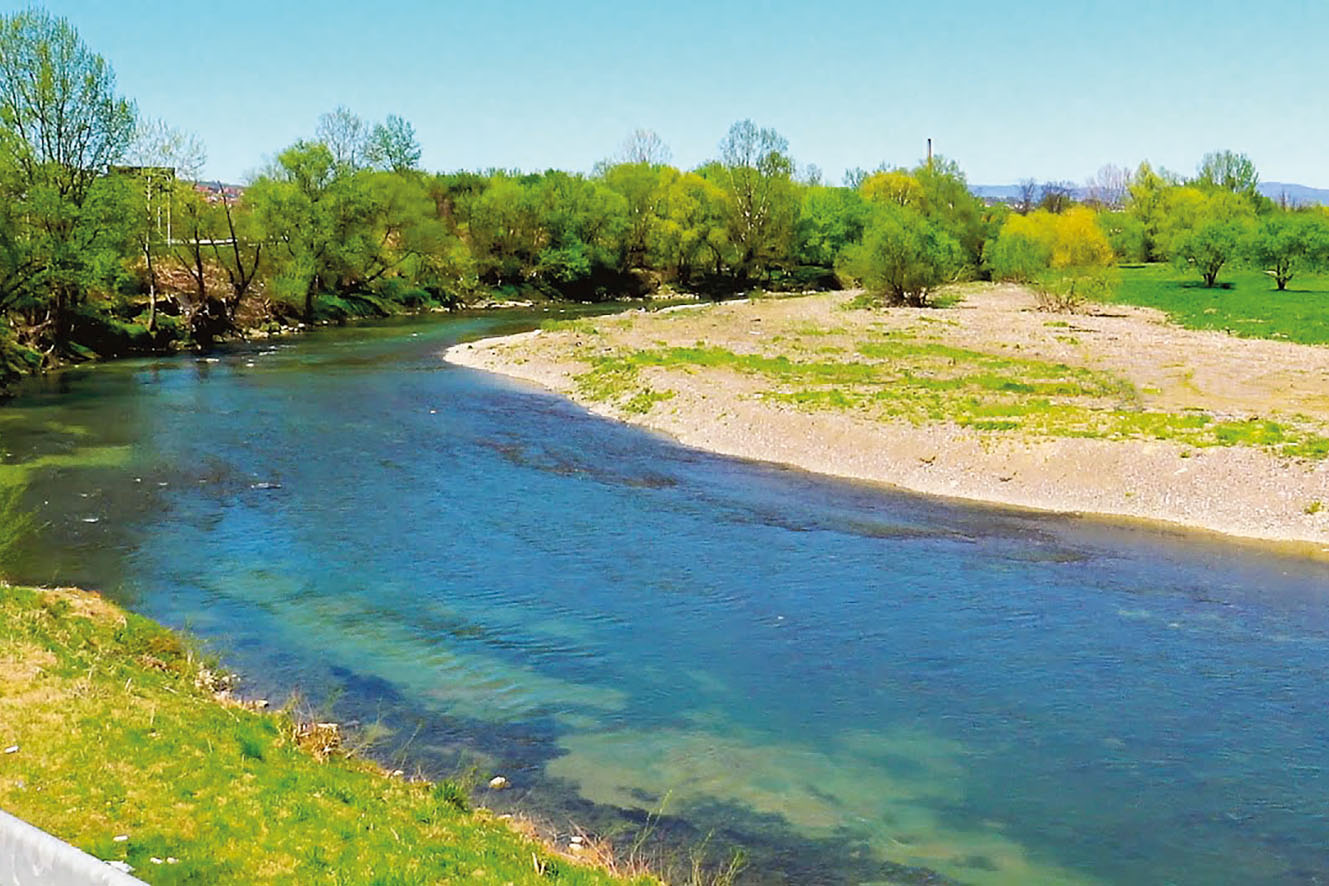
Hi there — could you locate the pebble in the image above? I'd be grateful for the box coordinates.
[3,746,17,754]
[488,775,509,790]
[113,834,128,843]
[107,861,134,874]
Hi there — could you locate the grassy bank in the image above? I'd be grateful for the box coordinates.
[0,584,654,886]
[1106,264,1329,345]
[565,323,1329,460]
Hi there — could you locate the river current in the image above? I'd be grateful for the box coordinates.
[2,309,1328,884]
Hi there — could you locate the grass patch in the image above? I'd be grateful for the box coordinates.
[577,340,1329,459]
[0,585,652,886]
[1105,264,1329,345]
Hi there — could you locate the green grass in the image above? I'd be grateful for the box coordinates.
[0,585,654,886]
[574,335,1329,459]
[1105,264,1329,345]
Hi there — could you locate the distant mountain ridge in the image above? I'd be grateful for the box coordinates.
[970,182,1329,206]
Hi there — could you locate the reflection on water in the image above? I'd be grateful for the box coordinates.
[3,310,1329,885]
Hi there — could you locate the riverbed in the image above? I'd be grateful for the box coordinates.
[3,310,1328,884]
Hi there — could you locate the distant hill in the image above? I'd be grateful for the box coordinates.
[1258,182,1329,206]
[971,182,1329,207]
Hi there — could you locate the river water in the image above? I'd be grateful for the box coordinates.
[2,310,1328,885]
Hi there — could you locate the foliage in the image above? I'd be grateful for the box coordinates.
[713,120,798,280]
[1195,150,1260,199]
[0,5,1323,391]
[1171,213,1251,287]
[988,208,1113,281]
[840,205,963,306]
[1246,212,1329,290]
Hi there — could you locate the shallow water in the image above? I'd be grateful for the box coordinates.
[3,311,1328,885]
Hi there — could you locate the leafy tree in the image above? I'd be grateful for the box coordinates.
[911,156,989,271]
[1246,212,1329,290]
[1173,215,1251,287]
[367,114,421,173]
[1096,211,1147,263]
[246,141,343,320]
[1126,161,1180,261]
[841,204,962,307]
[986,222,1051,282]
[795,186,867,267]
[600,162,667,268]
[1196,150,1260,199]
[648,169,727,283]
[0,8,136,352]
[987,208,1112,281]
[859,170,923,208]
[715,119,798,280]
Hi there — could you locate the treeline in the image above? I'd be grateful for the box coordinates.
[2,8,1327,391]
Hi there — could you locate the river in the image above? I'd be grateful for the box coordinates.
[2,309,1328,885]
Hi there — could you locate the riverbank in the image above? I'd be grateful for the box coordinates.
[0,584,655,885]
[445,284,1329,550]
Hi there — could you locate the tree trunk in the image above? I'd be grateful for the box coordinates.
[143,243,157,333]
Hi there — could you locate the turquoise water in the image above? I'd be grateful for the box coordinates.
[3,311,1328,884]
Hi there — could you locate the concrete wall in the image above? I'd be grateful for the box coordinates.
[0,807,146,885]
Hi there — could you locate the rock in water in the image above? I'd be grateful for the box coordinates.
[488,775,509,790]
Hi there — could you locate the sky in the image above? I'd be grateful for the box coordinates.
[27,0,1329,187]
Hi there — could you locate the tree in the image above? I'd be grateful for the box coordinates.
[125,118,206,331]
[1173,214,1250,287]
[1196,150,1259,199]
[912,156,989,271]
[841,204,962,307]
[211,186,264,320]
[795,186,867,267]
[0,8,136,352]
[715,120,798,280]
[1038,181,1075,213]
[367,114,421,173]
[1127,161,1181,261]
[648,169,727,283]
[842,167,868,190]
[600,162,667,268]
[1247,213,1329,290]
[316,106,369,171]
[987,208,1113,282]
[1085,164,1130,210]
[1015,178,1039,215]
[246,141,341,321]
[615,129,671,166]
[860,169,922,208]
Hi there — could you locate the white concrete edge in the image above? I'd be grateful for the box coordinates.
[0,806,147,885]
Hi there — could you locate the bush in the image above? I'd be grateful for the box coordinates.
[840,205,963,307]
[1032,268,1118,313]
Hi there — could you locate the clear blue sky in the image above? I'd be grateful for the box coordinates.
[30,0,1329,187]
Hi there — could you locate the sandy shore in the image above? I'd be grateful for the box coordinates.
[444,286,1329,551]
